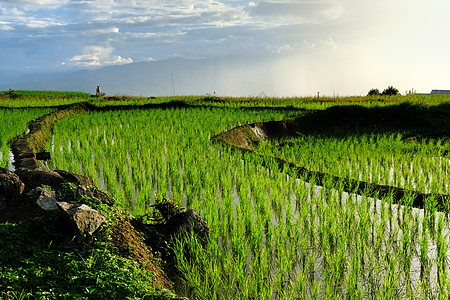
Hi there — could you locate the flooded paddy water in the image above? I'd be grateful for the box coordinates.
[43,105,450,299]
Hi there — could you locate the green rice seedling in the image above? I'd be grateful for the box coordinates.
[380,251,399,298]
[435,213,448,292]
[348,262,363,298]
[0,92,89,108]
[256,128,450,196]
[399,212,413,293]
[419,214,431,288]
[424,195,439,240]
[43,99,450,298]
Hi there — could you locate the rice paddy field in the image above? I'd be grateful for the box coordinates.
[3,93,450,299]
[255,132,450,196]
[40,97,450,299]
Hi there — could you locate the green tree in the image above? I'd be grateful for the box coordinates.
[382,86,400,96]
[368,88,381,96]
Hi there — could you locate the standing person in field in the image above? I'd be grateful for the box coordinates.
[96,85,101,96]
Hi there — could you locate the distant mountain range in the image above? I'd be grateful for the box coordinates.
[0,55,301,97]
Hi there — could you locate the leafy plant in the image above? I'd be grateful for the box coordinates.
[151,195,184,224]
[382,86,400,96]
[0,211,175,299]
[368,88,381,96]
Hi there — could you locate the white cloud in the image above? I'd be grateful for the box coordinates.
[321,2,343,20]
[275,44,293,54]
[319,37,336,50]
[248,0,335,23]
[26,18,62,28]
[68,45,133,67]
[0,7,24,15]
[0,0,68,6]
[110,55,133,65]
[0,3,65,30]
[86,26,120,34]
[0,23,13,30]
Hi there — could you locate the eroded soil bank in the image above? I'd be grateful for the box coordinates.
[214,102,450,212]
[11,105,88,171]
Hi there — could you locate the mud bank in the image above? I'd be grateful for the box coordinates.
[11,105,88,171]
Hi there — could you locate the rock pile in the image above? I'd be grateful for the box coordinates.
[0,167,112,235]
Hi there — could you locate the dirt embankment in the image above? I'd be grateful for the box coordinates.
[11,105,88,171]
[214,103,450,212]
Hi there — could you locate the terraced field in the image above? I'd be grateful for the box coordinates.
[2,93,450,299]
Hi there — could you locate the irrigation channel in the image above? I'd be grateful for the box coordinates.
[13,102,450,298]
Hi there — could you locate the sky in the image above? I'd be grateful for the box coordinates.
[1,0,450,96]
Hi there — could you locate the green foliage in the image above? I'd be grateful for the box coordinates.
[151,195,184,224]
[368,88,381,96]
[56,183,103,207]
[0,214,175,300]
[0,90,90,108]
[6,90,90,98]
[44,101,450,298]
[255,129,450,195]
[368,86,401,97]
[382,86,400,96]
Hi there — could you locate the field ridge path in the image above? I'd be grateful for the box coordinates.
[11,104,88,171]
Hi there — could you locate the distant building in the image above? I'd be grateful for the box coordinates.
[430,90,450,95]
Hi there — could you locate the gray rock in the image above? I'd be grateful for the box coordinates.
[29,187,58,211]
[57,201,106,235]
[53,170,96,187]
[15,170,66,192]
[0,167,25,200]
[15,169,99,194]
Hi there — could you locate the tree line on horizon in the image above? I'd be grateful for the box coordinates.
[368,86,400,96]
